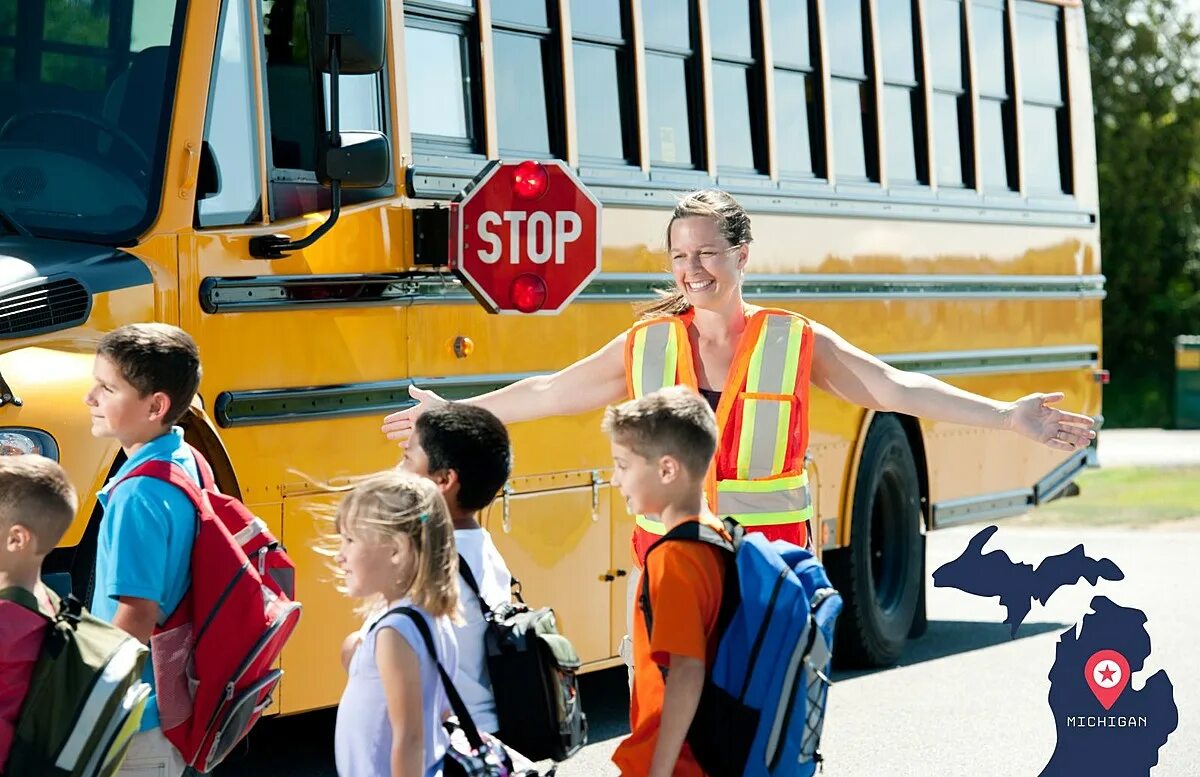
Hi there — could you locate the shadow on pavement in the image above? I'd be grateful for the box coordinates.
[576,667,631,743]
[833,618,1068,682]
[213,706,336,776]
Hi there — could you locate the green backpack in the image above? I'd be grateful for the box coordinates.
[0,587,151,777]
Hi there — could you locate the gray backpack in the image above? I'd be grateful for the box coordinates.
[0,587,151,777]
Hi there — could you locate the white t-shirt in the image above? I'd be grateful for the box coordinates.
[453,527,513,734]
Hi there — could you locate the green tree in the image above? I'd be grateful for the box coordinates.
[1086,0,1200,426]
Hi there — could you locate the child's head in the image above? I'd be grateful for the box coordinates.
[0,455,78,577]
[334,469,458,618]
[601,386,717,517]
[86,323,201,446]
[401,403,512,516]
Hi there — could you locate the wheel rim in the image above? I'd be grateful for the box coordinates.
[869,455,909,615]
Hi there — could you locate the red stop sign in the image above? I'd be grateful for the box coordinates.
[450,160,602,314]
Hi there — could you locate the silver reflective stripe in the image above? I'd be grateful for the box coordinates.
[55,638,145,770]
[233,517,269,546]
[639,323,672,398]
[765,616,811,766]
[754,315,794,395]
[717,484,811,515]
[801,625,833,760]
[746,398,785,478]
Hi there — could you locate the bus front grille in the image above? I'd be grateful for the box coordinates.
[0,278,90,337]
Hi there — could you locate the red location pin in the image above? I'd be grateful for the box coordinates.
[1085,649,1131,710]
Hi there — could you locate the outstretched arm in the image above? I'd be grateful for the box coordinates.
[810,322,1095,451]
[382,330,629,441]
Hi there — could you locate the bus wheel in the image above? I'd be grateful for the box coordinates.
[826,414,922,667]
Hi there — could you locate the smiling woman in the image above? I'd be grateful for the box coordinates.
[382,187,1097,666]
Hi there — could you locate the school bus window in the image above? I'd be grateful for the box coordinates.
[878,0,925,187]
[324,73,383,133]
[709,0,765,174]
[263,0,318,173]
[571,0,621,39]
[1017,1,1071,195]
[199,0,262,228]
[570,0,638,166]
[769,0,823,180]
[827,0,878,183]
[44,0,108,46]
[973,0,1016,193]
[491,0,561,158]
[262,0,391,218]
[927,0,972,189]
[404,2,481,153]
[643,0,703,169]
[0,0,183,242]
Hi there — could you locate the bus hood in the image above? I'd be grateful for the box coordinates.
[0,237,153,338]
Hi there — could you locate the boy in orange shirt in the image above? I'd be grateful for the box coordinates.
[603,386,729,777]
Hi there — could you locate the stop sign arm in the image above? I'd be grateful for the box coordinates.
[449,160,602,314]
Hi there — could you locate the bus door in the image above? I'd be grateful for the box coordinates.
[177,0,403,712]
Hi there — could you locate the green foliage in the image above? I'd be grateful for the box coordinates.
[1016,466,1200,527]
[1086,0,1200,426]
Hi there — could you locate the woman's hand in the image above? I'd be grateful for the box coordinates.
[1005,392,1096,451]
[381,384,447,443]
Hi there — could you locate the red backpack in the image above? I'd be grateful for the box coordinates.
[113,446,302,772]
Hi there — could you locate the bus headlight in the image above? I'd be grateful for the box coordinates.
[0,429,59,460]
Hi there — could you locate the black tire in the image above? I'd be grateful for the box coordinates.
[826,414,923,667]
[908,534,928,639]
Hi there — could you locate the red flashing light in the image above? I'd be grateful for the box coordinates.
[1094,369,1111,385]
[510,273,548,313]
[511,161,549,200]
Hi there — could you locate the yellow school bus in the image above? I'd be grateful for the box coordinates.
[4,0,1099,711]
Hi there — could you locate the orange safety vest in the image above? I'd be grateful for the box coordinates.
[624,307,816,564]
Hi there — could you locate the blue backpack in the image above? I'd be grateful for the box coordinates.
[640,518,842,777]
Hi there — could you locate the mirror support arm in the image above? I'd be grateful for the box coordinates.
[250,37,344,259]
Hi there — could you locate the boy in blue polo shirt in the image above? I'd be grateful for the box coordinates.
[85,323,203,777]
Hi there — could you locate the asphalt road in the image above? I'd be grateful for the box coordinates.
[215,523,1195,776]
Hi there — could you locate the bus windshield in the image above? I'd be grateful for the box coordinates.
[0,0,185,244]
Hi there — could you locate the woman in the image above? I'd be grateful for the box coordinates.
[382,190,1095,562]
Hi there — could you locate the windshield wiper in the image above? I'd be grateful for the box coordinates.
[0,208,31,237]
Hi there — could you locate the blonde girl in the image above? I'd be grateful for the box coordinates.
[332,470,460,777]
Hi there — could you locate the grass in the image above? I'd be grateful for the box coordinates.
[1012,467,1200,528]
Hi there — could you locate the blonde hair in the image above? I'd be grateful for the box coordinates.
[334,470,459,619]
[601,386,718,479]
[638,189,754,320]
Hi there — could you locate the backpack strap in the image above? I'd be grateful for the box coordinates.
[111,445,213,508]
[375,606,488,753]
[457,554,493,622]
[0,585,65,621]
[639,518,741,662]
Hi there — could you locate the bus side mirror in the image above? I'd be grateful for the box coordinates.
[308,0,386,75]
[249,0,389,258]
[318,131,390,188]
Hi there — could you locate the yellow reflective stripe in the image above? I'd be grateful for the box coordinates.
[717,472,808,494]
[635,514,666,534]
[745,325,768,393]
[737,397,758,479]
[631,327,649,398]
[780,318,805,395]
[771,401,792,475]
[662,324,679,389]
[728,505,815,527]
